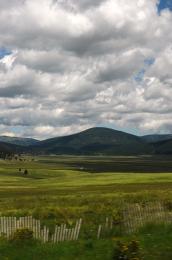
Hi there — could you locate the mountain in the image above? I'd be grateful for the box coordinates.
[152,139,172,154]
[3,127,172,156]
[30,127,152,155]
[0,136,38,147]
[0,141,24,157]
[142,134,172,143]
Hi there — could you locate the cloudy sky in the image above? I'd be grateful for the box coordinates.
[0,0,172,139]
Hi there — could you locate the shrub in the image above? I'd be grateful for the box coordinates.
[24,169,28,175]
[10,228,34,243]
[164,201,172,211]
[84,239,93,249]
[113,240,142,260]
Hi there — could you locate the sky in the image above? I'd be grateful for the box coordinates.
[0,0,172,139]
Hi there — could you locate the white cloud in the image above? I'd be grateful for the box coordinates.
[0,51,17,69]
[0,0,172,138]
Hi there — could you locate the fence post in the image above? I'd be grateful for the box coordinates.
[97,225,102,239]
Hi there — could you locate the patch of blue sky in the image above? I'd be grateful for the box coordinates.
[134,69,146,82]
[144,57,155,66]
[0,47,12,59]
[134,57,155,83]
[9,126,24,136]
[157,0,172,14]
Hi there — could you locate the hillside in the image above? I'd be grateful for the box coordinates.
[2,127,172,156]
[30,127,152,155]
[0,141,24,157]
[0,136,38,146]
[142,134,172,143]
[152,139,172,154]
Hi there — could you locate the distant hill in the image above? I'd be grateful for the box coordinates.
[0,141,24,157]
[142,134,172,143]
[0,136,38,147]
[2,128,172,156]
[152,139,172,154]
[30,127,152,155]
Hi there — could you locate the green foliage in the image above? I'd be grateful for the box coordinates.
[113,240,142,260]
[10,228,34,243]
[84,239,94,249]
[164,200,172,211]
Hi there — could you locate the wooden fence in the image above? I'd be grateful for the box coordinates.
[0,202,171,242]
[123,201,172,233]
[0,216,82,243]
[97,216,114,239]
[0,215,112,242]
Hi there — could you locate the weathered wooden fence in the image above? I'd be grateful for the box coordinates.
[52,219,82,243]
[123,201,172,233]
[97,202,172,237]
[97,216,114,239]
[0,216,82,243]
[0,202,171,242]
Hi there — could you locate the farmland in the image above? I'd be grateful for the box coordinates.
[0,155,172,259]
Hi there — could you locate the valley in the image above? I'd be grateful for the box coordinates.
[0,155,172,259]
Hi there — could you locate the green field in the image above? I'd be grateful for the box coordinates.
[0,155,172,259]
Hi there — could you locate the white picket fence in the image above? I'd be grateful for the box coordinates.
[52,219,82,243]
[0,216,82,243]
[123,201,172,233]
[97,216,114,239]
[1,202,170,242]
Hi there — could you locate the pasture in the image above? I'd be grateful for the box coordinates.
[0,155,172,259]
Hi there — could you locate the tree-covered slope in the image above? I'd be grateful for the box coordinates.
[152,139,172,154]
[31,127,152,155]
[0,136,38,146]
[142,134,172,143]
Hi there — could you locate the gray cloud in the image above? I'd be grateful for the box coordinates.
[0,0,172,138]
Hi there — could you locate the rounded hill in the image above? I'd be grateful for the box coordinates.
[31,127,152,155]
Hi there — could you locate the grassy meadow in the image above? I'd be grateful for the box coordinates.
[0,155,172,259]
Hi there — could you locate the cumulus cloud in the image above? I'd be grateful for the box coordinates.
[0,0,172,138]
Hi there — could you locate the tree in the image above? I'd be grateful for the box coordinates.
[24,169,28,176]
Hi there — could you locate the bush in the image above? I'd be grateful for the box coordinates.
[10,228,34,243]
[164,201,172,211]
[24,169,28,175]
[113,240,143,260]
[84,239,93,249]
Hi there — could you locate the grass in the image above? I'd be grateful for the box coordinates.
[0,239,114,260]
[0,155,172,259]
[0,224,172,259]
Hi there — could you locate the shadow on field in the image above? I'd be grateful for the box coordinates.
[66,156,172,173]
